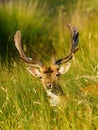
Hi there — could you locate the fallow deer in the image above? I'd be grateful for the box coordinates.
[14,25,79,106]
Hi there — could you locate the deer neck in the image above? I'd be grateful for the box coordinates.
[46,84,65,106]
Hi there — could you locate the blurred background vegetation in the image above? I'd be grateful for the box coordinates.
[0,0,97,64]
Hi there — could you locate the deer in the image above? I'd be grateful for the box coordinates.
[14,25,79,106]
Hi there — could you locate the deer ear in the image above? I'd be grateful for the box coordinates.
[59,63,70,74]
[27,67,41,77]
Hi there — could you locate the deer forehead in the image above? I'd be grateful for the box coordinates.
[40,65,59,74]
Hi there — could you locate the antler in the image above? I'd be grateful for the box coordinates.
[55,25,79,65]
[14,25,79,67]
[14,31,43,67]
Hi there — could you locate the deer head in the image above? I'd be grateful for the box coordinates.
[14,25,79,106]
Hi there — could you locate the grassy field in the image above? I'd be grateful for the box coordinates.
[0,0,98,130]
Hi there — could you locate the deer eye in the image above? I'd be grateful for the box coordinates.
[56,73,60,77]
[39,76,42,79]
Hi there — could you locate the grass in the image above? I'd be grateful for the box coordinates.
[0,0,98,130]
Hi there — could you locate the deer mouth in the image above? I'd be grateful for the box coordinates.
[46,84,64,96]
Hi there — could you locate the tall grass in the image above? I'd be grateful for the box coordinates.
[0,0,98,130]
[0,0,53,62]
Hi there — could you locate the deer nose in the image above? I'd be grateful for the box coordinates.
[46,83,52,89]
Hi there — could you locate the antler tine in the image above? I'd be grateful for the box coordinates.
[55,24,79,65]
[52,50,56,65]
[14,31,42,67]
[66,25,79,53]
[14,31,26,59]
